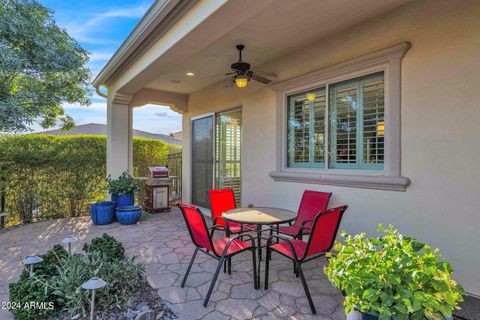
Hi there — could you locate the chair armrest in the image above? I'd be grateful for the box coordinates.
[208,224,227,238]
[300,219,313,227]
[208,224,226,231]
[220,232,256,257]
[298,219,314,238]
[264,234,300,261]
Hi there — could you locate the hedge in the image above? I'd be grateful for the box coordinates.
[0,134,181,226]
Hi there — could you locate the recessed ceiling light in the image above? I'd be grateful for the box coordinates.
[185,72,195,77]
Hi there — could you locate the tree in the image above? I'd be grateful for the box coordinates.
[0,0,91,132]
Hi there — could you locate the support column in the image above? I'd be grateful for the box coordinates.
[106,93,133,178]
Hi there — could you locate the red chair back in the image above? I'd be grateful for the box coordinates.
[294,190,332,228]
[208,189,236,226]
[304,205,348,258]
[177,203,213,251]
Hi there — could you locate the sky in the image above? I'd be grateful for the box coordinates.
[36,0,182,134]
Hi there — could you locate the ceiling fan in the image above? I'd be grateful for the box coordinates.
[207,45,275,88]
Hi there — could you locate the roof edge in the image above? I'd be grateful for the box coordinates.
[92,0,194,89]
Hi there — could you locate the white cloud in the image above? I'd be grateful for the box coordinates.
[154,111,169,118]
[62,102,106,111]
[89,51,114,62]
[58,3,150,45]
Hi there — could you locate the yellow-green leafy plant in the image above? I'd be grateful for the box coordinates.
[324,224,464,320]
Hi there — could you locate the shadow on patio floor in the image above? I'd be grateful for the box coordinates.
[0,208,346,320]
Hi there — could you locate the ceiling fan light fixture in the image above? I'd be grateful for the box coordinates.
[235,75,248,88]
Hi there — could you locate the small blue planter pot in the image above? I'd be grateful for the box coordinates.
[112,192,134,208]
[90,201,115,225]
[115,206,142,225]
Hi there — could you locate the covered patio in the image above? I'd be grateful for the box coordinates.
[92,0,480,301]
[0,209,345,320]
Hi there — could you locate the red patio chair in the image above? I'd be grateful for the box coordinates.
[278,190,332,240]
[208,189,257,273]
[177,203,258,307]
[265,205,348,314]
[208,189,244,235]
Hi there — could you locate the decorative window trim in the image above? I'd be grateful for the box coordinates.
[270,43,411,191]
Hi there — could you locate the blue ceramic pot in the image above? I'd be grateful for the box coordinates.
[112,192,134,208]
[115,206,142,225]
[89,201,115,225]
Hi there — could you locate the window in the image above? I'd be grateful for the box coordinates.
[287,87,326,167]
[271,43,410,191]
[287,72,384,170]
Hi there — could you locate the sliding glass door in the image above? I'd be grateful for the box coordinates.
[191,109,242,208]
[215,109,242,206]
[191,115,214,208]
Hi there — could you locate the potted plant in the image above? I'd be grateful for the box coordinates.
[324,224,464,320]
[106,172,139,207]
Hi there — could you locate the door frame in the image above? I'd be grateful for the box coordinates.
[190,108,243,207]
[191,112,215,208]
[215,107,243,205]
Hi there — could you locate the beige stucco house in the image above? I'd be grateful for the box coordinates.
[93,0,480,297]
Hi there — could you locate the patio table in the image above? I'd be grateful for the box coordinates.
[223,207,296,285]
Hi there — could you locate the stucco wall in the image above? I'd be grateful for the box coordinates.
[182,0,480,295]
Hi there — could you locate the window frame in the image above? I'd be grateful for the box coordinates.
[287,87,327,169]
[270,43,411,191]
[328,72,385,171]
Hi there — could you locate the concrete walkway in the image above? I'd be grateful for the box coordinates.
[0,209,346,320]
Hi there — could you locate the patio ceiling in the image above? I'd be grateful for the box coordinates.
[111,0,410,96]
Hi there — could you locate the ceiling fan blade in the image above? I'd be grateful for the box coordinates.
[200,72,235,79]
[251,74,272,84]
[255,71,278,78]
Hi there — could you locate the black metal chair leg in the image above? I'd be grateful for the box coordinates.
[257,225,262,261]
[297,263,316,314]
[181,248,198,288]
[251,248,258,290]
[228,257,232,274]
[276,225,279,244]
[264,246,270,290]
[203,255,226,307]
[223,260,227,273]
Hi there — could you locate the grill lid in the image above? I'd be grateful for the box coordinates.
[148,166,169,178]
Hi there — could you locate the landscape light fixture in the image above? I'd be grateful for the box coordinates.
[23,255,43,276]
[82,277,107,320]
[61,236,78,253]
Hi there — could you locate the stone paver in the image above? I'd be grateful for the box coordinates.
[0,209,346,320]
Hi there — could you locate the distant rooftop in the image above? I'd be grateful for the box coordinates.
[36,123,182,145]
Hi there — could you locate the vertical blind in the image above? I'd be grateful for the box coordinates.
[287,71,384,170]
[215,110,242,206]
[191,116,214,208]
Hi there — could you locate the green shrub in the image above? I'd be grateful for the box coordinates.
[324,224,464,320]
[106,171,140,194]
[52,252,144,317]
[9,235,144,319]
[83,233,125,262]
[9,273,57,320]
[0,134,179,225]
[35,244,69,277]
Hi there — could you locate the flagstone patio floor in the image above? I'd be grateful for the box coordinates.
[0,208,346,320]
